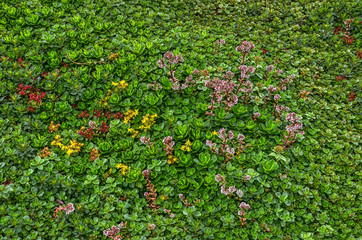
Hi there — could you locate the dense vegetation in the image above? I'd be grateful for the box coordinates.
[0,0,360,239]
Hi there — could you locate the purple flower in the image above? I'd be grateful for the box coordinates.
[266,65,274,72]
[286,112,300,123]
[140,136,147,144]
[238,65,248,72]
[142,169,151,176]
[239,202,250,210]
[172,82,180,91]
[274,94,281,101]
[228,186,236,193]
[163,136,174,147]
[225,146,235,155]
[148,223,156,230]
[164,51,174,60]
[247,66,256,74]
[215,174,225,183]
[65,203,75,215]
[179,194,184,199]
[237,134,245,142]
[89,120,97,129]
[144,192,149,197]
[253,112,260,118]
[221,185,229,195]
[157,58,166,68]
[170,213,175,219]
[193,69,200,75]
[118,222,125,228]
[267,85,277,93]
[276,69,283,75]
[244,175,251,181]
[228,130,234,140]
[235,41,255,54]
[220,39,225,44]
[236,189,244,198]
[176,54,184,63]
[218,128,226,139]
[238,210,243,216]
[206,140,215,147]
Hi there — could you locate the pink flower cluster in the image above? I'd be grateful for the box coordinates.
[342,18,354,44]
[215,39,225,45]
[157,51,184,91]
[282,112,304,149]
[163,136,175,155]
[164,209,176,219]
[207,129,246,162]
[147,80,162,91]
[274,104,290,118]
[214,39,226,54]
[142,169,159,210]
[253,112,260,121]
[64,203,75,214]
[236,41,255,55]
[179,193,192,206]
[103,222,125,240]
[215,173,251,221]
[279,75,294,90]
[205,77,238,115]
[140,136,154,150]
[239,202,250,210]
[235,65,255,103]
[238,65,255,80]
[53,202,75,218]
[266,65,274,73]
[181,74,196,90]
[215,174,245,197]
[148,223,156,230]
[158,51,184,68]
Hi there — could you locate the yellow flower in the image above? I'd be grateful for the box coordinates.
[212,131,217,135]
[111,82,119,86]
[181,139,192,152]
[118,80,128,90]
[123,109,139,124]
[128,128,139,138]
[167,155,178,164]
[139,113,158,132]
[160,194,169,201]
[116,163,129,175]
[54,135,62,140]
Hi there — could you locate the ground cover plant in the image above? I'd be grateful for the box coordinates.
[0,0,361,239]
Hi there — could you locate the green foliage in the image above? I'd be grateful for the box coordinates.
[0,0,360,239]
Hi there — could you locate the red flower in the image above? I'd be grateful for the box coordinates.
[357,50,362,59]
[104,111,111,119]
[78,110,89,118]
[261,49,268,54]
[27,105,35,112]
[336,75,345,81]
[94,110,102,118]
[113,112,123,119]
[41,71,48,78]
[343,35,354,44]
[349,92,355,101]
[99,121,110,133]
[333,27,341,35]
